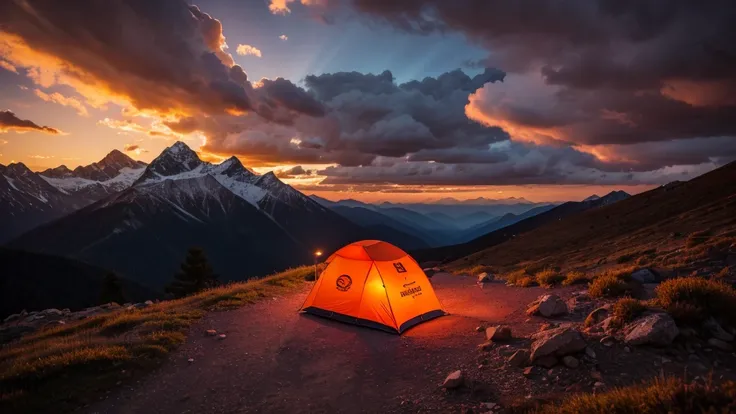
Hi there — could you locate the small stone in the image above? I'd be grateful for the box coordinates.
[486,326,512,342]
[562,356,579,368]
[508,349,530,367]
[442,370,464,389]
[601,336,615,346]
[205,329,217,336]
[475,326,485,333]
[594,381,606,388]
[624,346,631,353]
[477,341,494,352]
[624,313,679,346]
[537,294,568,317]
[708,338,734,352]
[187,358,194,363]
[585,347,596,359]
[144,300,154,306]
[218,334,227,340]
[523,367,534,378]
[704,318,734,342]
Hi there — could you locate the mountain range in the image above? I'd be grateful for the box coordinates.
[1,141,633,292]
[6,142,365,288]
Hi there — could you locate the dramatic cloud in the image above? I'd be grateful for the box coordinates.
[0,0,319,123]
[202,67,507,167]
[307,0,736,175]
[33,89,88,116]
[236,44,262,58]
[268,0,326,15]
[275,165,313,178]
[0,110,60,134]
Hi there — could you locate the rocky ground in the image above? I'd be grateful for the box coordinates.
[57,269,735,414]
[0,300,157,344]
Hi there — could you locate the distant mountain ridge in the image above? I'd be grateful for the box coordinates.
[0,150,147,242]
[10,142,366,288]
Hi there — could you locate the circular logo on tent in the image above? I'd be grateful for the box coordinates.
[336,275,352,292]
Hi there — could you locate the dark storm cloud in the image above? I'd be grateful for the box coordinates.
[203,67,509,166]
[0,0,321,121]
[0,110,59,134]
[346,0,736,152]
[275,165,313,178]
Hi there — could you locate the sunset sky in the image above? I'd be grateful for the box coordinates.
[1,0,735,202]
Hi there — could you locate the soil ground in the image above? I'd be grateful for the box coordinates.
[85,273,736,413]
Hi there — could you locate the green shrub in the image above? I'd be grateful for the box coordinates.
[589,274,629,298]
[535,269,564,288]
[655,277,736,325]
[562,271,590,286]
[528,377,736,414]
[611,298,646,327]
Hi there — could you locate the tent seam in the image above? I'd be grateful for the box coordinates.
[374,264,399,331]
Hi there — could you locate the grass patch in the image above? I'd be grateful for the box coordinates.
[0,265,312,413]
[524,377,736,414]
[452,264,492,277]
[589,274,629,298]
[611,298,646,327]
[517,276,536,287]
[503,269,530,286]
[686,230,711,248]
[562,271,590,286]
[536,269,564,288]
[654,277,736,326]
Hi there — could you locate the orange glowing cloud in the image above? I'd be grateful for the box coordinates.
[33,89,89,116]
[661,79,736,107]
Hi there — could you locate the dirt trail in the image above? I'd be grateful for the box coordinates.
[87,274,547,414]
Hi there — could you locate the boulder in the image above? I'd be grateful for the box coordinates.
[42,308,63,317]
[477,272,492,283]
[624,313,679,346]
[707,338,734,352]
[522,367,535,378]
[530,327,587,361]
[703,318,734,342]
[442,370,464,389]
[537,295,568,317]
[562,355,579,368]
[631,269,657,283]
[486,326,512,342]
[534,355,558,368]
[3,313,21,323]
[508,350,530,367]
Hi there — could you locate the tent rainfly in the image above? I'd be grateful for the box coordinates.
[300,240,446,334]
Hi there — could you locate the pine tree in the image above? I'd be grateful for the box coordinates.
[99,272,126,305]
[166,247,219,298]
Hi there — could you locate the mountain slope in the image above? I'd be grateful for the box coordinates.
[0,150,148,242]
[0,163,83,243]
[413,190,631,262]
[456,204,557,243]
[10,142,366,288]
[0,247,156,318]
[449,163,736,271]
[330,206,430,250]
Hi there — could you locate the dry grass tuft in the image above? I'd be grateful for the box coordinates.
[589,274,630,298]
[562,271,590,286]
[535,269,564,288]
[525,377,736,414]
[654,277,736,326]
[611,298,646,327]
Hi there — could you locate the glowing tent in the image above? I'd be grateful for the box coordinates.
[300,240,446,334]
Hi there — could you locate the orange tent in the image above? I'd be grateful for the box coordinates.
[300,240,446,333]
